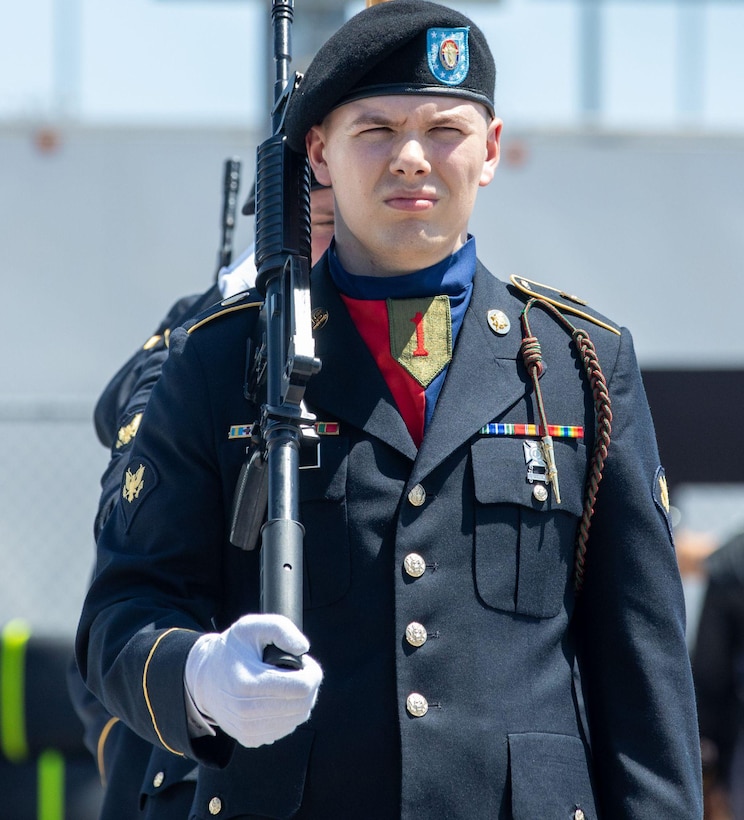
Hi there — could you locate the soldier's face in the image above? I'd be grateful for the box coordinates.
[307,94,501,277]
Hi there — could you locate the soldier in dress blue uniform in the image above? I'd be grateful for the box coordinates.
[76,1,703,817]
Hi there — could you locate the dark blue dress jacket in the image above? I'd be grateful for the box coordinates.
[77,257,702,819]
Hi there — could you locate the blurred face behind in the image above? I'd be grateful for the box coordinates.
[310,186,335,265]
[307,94,501,277]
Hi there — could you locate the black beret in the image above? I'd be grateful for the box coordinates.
[241,170,328,215]
[284,0,496,153]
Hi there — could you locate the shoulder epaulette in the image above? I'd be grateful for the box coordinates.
[509,275,621,336]
[142,331,168,351]
[186,291,263,335]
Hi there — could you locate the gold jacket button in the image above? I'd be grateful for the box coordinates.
[407,484,426,507]
[208,796,223,815]
[403,553,426,578]
[406,692,429,717]
[405,622,428,647]
[152,771,164,788]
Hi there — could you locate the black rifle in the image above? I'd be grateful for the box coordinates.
[216,157,241,278]
[229,0,320,669]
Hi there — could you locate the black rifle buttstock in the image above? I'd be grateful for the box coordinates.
[263,644,303,670]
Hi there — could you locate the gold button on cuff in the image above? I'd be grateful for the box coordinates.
[405,622,428,647]
[406,692,429,717]
[408,484,426,507]
[208,796,223,815]
[152,771,164,788]
[403,553,426,578]
[532,483,548,502]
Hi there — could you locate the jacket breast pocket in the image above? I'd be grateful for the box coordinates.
[300,435,350,609]
[472,436,587,619]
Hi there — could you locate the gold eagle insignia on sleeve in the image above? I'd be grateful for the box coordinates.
[123,463,145,503]
[116,412,143,449]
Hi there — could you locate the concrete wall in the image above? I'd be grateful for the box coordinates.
[1,124,742,635]
[2,125,742,410]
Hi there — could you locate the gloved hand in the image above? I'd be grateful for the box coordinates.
[184,613,323,748]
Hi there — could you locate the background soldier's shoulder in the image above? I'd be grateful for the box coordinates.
[185,288,263,336]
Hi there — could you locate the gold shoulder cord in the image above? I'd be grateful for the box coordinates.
[510,275,621,337]
[519,295,614,592]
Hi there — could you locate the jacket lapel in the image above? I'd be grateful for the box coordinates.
[304,259,418,462]
[411,263,530,484]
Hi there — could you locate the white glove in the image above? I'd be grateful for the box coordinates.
[184,613,323,748]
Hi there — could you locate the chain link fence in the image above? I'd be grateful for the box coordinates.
[0,401,107,638]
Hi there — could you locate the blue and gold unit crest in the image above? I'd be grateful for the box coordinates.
[427,27,469,85]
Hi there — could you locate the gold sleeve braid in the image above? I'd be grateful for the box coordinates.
[142,628,190,757]
[96,716,120,785]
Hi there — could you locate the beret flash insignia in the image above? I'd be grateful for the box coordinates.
[427,28,469,86]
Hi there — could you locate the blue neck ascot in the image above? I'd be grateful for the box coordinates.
[328,236,477,302]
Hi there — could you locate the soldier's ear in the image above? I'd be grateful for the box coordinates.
[305,126,332,188]
[479,117,502,188]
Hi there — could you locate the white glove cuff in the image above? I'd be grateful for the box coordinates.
[184,634,218,739]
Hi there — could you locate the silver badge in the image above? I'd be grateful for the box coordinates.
[523,439,547,484]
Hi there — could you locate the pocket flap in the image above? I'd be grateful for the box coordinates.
[190,728,314,819]
[472,436,587,518]
[140,749,197,800]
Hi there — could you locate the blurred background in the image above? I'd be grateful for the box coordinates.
[1,0,742,816]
